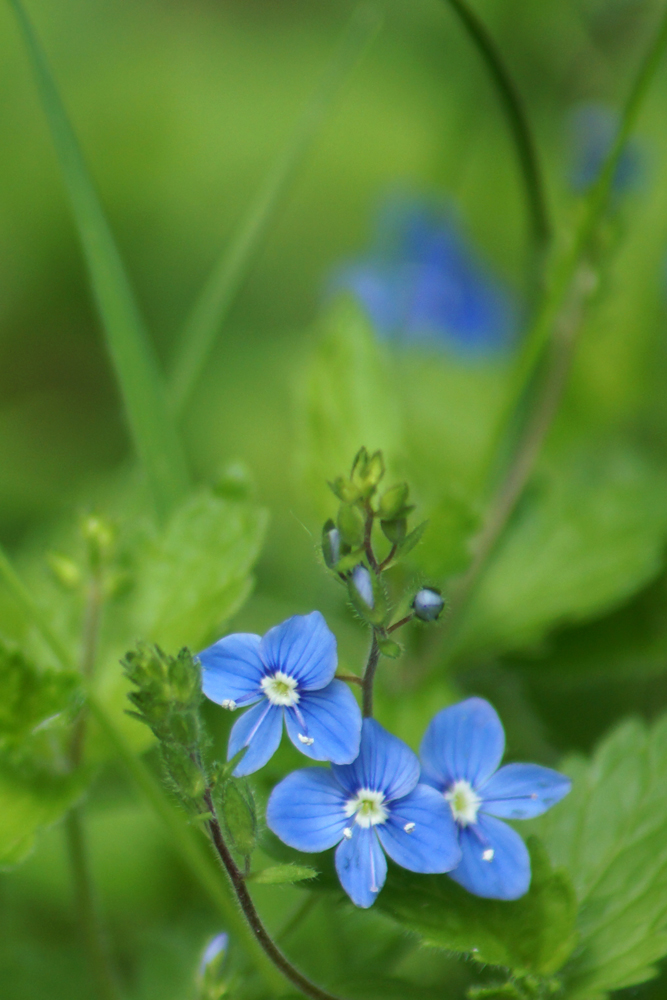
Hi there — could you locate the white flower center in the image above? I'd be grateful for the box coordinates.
[261,671,300,707]
[445,779,481,827]
[344,788,388,828]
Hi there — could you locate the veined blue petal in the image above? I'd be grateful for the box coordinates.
[259,612,337,691]
[284,680,362,764]
[335,826,387,908]
[266,768,348,852]
[449,814,530,900]
[333,718,420,802]
[420,698,505,791]
[200,633,264,706]
[227,701,283,776]
[481,763,571,820]
[377,784,461,874]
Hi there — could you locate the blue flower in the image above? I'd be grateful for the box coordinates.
[267,718,461,908]
[199,612,362,776]
[569,103,641,195]
[331,195,517,355]
[198,932,228,976]
[420,698,571,900]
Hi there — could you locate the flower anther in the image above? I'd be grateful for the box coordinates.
[220,699,237,711]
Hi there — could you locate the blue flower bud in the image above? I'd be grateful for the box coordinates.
[412,587,444,622]
[352,565,374,609]
[198,932,228,976]
[322,519,341,568]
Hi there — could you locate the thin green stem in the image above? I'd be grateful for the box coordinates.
[169,3,382,415]
[441,0,550,250]
[7,0,190,519]
[65,808,123,1000]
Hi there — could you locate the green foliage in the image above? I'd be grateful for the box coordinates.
[0,762,83,869]
[376,837,577,976]
[220,780,257,860]
[131,488,268,651]
[455,441,667,657]
[529,714,667,999]
[0,640,79,749]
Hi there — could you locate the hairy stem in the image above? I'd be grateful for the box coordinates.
[203,790,343,1000]
[65,808,123,1000]
[388,614,414,634]
[442,0,550,250]
[362,633,381,717]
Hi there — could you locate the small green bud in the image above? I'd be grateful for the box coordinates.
[329,476,361,504]
[321,519,341,568]
[337,503,365,549]
[46,552,82,590]
[351,448,385,498]
[377,635,402,659]
[81,514,115,567]
[378,483,409,520]
[161,742,207,799]
[380,517,407,545]
[412,587,445,622]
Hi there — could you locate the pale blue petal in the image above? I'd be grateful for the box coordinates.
[266,768,348,852]
[377,784,461,874]
[449,814,530,900]
[335,826,387,908]
[227,701,283,776]
[420,698,505,791]
[259,612,337,691]
[284,680,362,764]
[200,633,264,706]
[333,718,420,802]
[481,763,571,820]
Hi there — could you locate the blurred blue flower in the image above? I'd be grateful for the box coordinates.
[420,698,571,900]
[331,197,518,354]
[199,612,361,776]
[198,933,228,976]
[569,103,641,194]
[267,717,460,908]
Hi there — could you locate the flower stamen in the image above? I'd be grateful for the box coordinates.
[345,788,388,828]
[445,779,482,827]
[261,670,300,707]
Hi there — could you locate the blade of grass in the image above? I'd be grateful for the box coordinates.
[169,3,382,416]
[7,0,190,520]
[441,0,551,254]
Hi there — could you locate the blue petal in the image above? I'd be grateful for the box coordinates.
[335,826,387,908]
[333,718,420,802]
[227,701,283,776]
[377,783,461,874]
[199,633,264,706]
[266,768,348,852]
[284,680,362,764]
[449,814,530,900]
[481,763,571,820]
[259,612,337,691]
[420,698,505,791]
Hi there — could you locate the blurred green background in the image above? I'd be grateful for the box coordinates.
[3,0,667,997]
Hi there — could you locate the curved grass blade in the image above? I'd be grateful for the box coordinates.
[7,0,190,520]
[169,3,383,416]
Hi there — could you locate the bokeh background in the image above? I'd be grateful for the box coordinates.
[3,0,667,997]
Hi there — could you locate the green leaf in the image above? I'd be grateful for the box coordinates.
[0,640,80,748]
[0,759,83,869]
[221,780,257,857]
[132,489,268,651]
[250,863,319,885]
[529,714,667,999]
[295,299,404,517]
[7,0,189,519]
[375,837,577,976]
[455,442,667,658]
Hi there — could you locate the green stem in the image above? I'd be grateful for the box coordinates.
[65,808,123,1000]
[362,633,380,717]
[169,3,382,415]
[7,0,190,519]
[441,0,550,250]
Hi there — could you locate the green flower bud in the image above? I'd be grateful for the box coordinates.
[337,503,365,548]
[81,514,115,568]
[46,552,82,590]
[380,517,407,545]
[328,476,361,503]
[351,447,385,498]
[378,483,410,520]
[321,519,341,568]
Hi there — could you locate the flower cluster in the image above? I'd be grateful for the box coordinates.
[199,612,570,908]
